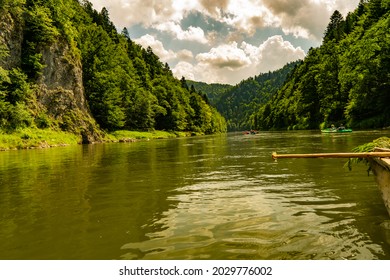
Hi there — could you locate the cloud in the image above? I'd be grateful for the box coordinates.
[155,22,208,44]
[177,49,194,61]
[199,0,230,16]
[247,35,305,72]
[90,0,360,41]
[172,61,196,80]
[260,0,325,39]
[89,0,182,28]
[261,0,360,40]
[174,36,305,84]
[89,0,360,84]
[134,34,176,62]
[262,0,307,15]
[220,1,279,35]
[196,42,251,70]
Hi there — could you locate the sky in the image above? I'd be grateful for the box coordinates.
[88,0,360,85]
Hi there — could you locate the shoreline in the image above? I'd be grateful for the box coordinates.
[0,128,198,151]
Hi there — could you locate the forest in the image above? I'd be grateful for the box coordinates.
[1,0,389,145]
[190,62,299,131]
[252,0,390,130]
[0,0,227,144]
[190,0,390,132]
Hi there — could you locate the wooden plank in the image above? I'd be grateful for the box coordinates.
[381,158,390,166]
[272,152,390,160]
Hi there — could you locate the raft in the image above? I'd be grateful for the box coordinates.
[368,149,390,217]
[321,128,352,133]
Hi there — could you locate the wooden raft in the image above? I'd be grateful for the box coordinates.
[272,151,390,160]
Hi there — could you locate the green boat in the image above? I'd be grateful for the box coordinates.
[321,128,352,133]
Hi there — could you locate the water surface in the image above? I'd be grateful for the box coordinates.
[1,131,390,259]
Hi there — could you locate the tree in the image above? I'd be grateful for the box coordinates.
[324,10,345,42]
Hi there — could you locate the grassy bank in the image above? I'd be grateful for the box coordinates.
[0,128,81,150]
[107,130,191,142]
[0,128,194,151]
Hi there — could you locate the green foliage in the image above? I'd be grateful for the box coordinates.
[186,81,232,106]
[0,127,80,150]
[190,62,299,131]
[1,0,227,136]
[77,15,226,133]
[0,66,33,130]
[24,5,59,43]
[255,0,390,130]
[109,130,185,142]
[324,10,345,42]
[0,0,25,15]
[346,136,390,169]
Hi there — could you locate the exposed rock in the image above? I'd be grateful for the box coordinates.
[0,12,23,69]
[38,40,87,111]
[1,10,104,144]
[35,40,104,143]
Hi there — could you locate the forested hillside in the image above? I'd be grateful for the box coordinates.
[191,62,299,131]
[186,80,233,107]
[0,0,226,144]
[252,0,390,130]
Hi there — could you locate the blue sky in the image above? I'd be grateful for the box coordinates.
[89,0,360,84]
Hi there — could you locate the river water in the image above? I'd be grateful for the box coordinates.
[1,130,390,260]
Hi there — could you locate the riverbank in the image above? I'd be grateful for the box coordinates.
[0,128,194,151]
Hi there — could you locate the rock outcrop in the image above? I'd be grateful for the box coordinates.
[37,39,103,143]
[0,12,23,69]
[0,10,103,143]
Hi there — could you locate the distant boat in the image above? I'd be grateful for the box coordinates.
[321,128,352,133]
[243,130,259,135]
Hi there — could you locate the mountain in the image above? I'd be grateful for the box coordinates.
[252,0,390,130]
[186,80,233,107]
[0,0,226,143]
[189,62,300,131]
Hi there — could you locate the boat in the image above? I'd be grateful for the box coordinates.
[243,130,259,135]
[368,149,390,217]
[321,128,352,133]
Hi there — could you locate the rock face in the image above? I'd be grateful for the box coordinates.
[0,12,23,69]
[37,39,103,143]
[0,11,103,143]
[39,40,87,111]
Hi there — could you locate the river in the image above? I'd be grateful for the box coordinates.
[1,130,390,260]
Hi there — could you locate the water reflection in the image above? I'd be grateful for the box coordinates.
[1,131,390,259]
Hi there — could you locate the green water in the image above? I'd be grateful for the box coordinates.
[1,131,390,260]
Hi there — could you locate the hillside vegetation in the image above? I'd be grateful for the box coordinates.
[0,0,226,148]
[252,0,390,130]
[189,62,299,131]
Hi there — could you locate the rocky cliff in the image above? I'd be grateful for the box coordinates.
[0,11,23,69]
[0,10,103,143]
[37,39,103,143]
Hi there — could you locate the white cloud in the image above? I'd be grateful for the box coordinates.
[172,61,196,80]
[177,49,194,61]
[134,34,176,62]
[261,0,360,40]
[173,36,305,84]
[221,1,279,36]
[89,0,181,28]
[89,0,360,41]
[253,35,305,72]
[196,42,251,70]
[155,22,208,44]
[89,0,359,84]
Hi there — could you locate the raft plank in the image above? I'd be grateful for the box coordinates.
[272,152,390,160]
